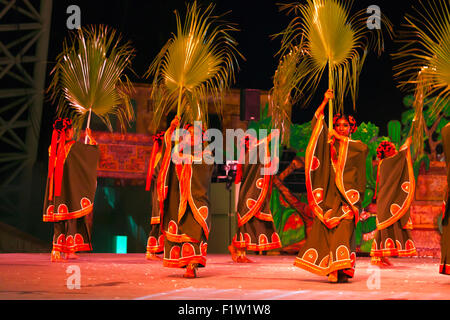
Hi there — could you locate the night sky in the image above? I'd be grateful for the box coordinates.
[41,0,422,161]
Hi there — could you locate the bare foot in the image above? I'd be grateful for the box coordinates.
[381,257,393,266]
[183,263,197,278]
[51,250,66,262]
[237,254,254,263]
[228,244,239,262]
[371,256,392,268]
[66,252,79,260]
[145,252,162,261]
[328,270,338,283]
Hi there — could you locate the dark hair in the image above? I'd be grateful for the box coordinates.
[53,118,72,132]
[333,114,357,134]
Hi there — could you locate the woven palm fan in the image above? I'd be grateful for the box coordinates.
[49,25,135,142]
[269,45,304,147]
[392,0,450,158]
[145,1,243,134]
[276,0,392,128]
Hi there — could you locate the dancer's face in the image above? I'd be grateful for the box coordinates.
[65,128,74,141]
[335,118,351,137]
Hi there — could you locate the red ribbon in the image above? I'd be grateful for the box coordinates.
[145,131,165,191]
[48,118,70,200]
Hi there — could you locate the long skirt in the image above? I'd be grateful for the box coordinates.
[162,206,208,269]
[294,217,356,278]
[146,224,164,255]
[440,203,450,275]
[52,213,92,253]
[371,222,416,257]
[232,217,281,251]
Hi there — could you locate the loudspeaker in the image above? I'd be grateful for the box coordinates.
[240,89,260,121]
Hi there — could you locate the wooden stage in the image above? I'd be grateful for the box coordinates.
[0,253,449,301]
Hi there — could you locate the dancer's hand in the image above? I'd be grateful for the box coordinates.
[404,136,412,147]
[85,128,97,145]
[170,115,180,128]
[328,128,345,142]
[317,89,334,116]
[324,89,334,101]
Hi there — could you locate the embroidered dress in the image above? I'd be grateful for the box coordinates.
[440,123,450,275]
[145,132,165,255]
[232,134,282,252]
[371,141,417,258]
[43,140,99,253]
[159,126,213,269]
[294,110,367,278]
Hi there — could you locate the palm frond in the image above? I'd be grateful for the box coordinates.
[275,0,392,119]
[392,0,450,156]
[269,45,304,146]
[48,25,135,135]
[145,1,243,132]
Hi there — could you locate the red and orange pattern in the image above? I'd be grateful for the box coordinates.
[52,233,92,253]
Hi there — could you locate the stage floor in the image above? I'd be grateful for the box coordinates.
[0,253,449,300]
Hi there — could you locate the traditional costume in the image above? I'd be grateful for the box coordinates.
[440,123,450,275]
[145,131,165,259]
[370,140,417,264]
[43,118,99,261]
[160,121,213,277]
[294,107,367,282]
[229,133,282,262]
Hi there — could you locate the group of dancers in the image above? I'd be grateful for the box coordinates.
[42,89,450,283]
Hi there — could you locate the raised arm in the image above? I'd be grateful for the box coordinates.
[315,89,334,118]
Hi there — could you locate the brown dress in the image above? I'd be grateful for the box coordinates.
[43,140,99,253]
[145,134,165,255]
[159,126,213,269]
[294,110,367,278]
[371,141,417,258]
[440,123,450,275]
[232,134,282,251]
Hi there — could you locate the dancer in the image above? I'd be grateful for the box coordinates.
[144,131,166,260]
[160,119,213,278]
[440,123,450,275]
[370,139,417,266]
[229,131,282,263]
[294,89,367,283]
[43,118,99,262]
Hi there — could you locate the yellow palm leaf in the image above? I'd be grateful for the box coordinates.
[276,0,392,126]
[269,45,304,146]
[48,25,135,134]
[392,0,450,156]
[146,1,243,131]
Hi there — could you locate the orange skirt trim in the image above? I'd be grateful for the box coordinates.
[43,203,93,222]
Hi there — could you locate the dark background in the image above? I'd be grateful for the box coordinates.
[40,0,418,161]
[31,0,421,251]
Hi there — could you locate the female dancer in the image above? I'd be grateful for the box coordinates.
[145,131,166,260]
[43,118,99,261]
[440,123,450,275]
[294,89,367,283]
[160,119,213,278]
[370,139,417,266]
[228,131,282,262]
